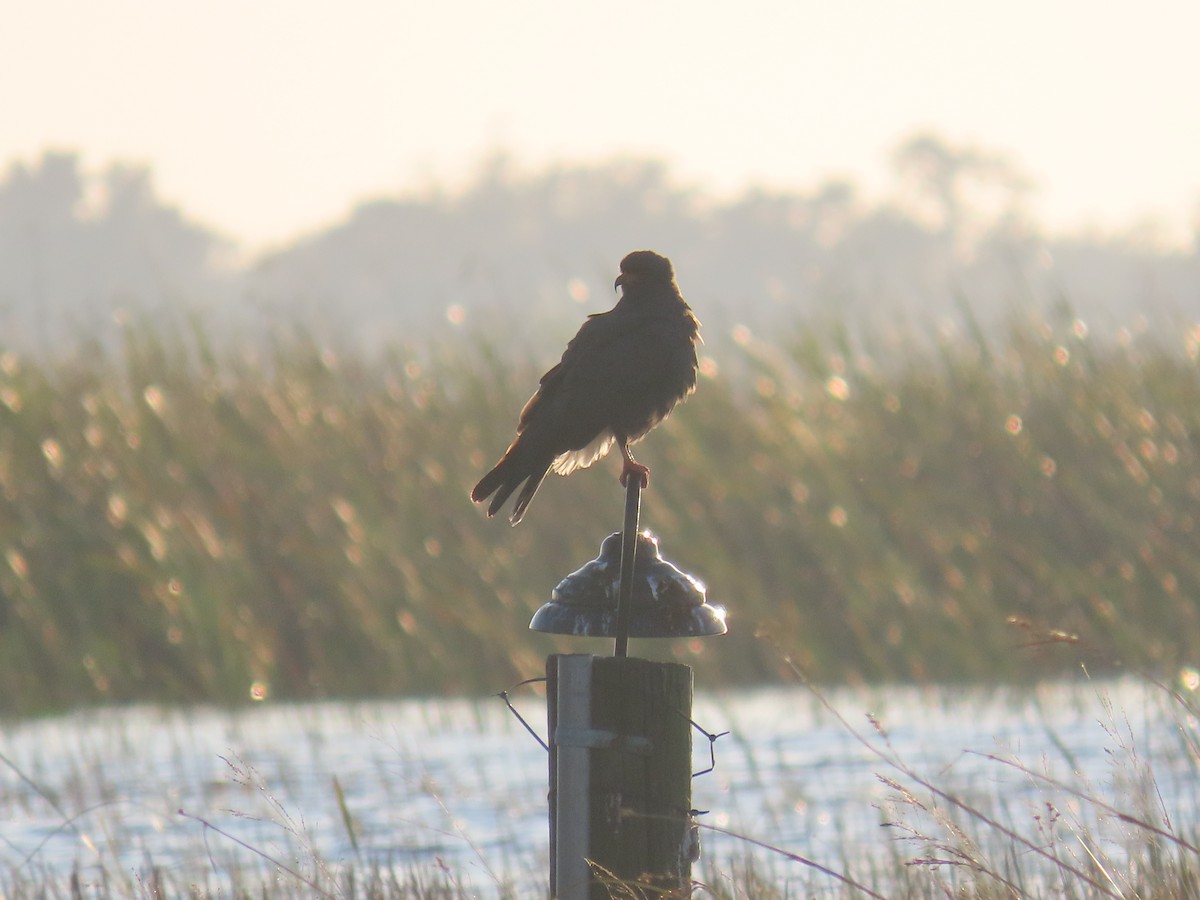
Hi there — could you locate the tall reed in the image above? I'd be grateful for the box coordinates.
[1,310,1198,712]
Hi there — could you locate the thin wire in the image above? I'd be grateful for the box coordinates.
[495,677,549,751]
[689,718,730,778]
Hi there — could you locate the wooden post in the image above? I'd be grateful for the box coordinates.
[547,653,694,899]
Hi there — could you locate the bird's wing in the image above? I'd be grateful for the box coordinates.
[507,311,634,474]
[470,313,632,521]
[520,303,693,456]
[516,309,630,437]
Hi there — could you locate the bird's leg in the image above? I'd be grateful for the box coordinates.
[618,438,650,489]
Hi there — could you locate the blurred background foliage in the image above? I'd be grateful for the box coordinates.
[2,307,1199,714]
[2,136,1198,713]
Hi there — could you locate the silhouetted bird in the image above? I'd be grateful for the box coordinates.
[472,250,700,525]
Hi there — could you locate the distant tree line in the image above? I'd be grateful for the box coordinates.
[1,137,1197,359]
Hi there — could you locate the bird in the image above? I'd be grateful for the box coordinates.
[471,250,700,525]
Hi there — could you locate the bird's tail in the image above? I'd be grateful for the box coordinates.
[506,463,552,525]
[471,444,553,525]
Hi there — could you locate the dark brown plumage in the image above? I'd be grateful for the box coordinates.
[471,250,700,525]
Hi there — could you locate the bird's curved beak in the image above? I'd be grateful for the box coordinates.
[614,274,624,293]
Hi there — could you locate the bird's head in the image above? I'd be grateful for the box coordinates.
[614,250,674,293]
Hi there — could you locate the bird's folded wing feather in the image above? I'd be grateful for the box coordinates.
[517,309,631,434]
[528,306,693,460]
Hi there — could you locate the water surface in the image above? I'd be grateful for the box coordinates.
[1,677,1195,895]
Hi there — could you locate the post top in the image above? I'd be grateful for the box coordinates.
[529,530,728,639]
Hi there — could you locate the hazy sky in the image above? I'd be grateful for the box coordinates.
[4,0,1198,250]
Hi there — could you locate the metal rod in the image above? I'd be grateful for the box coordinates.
[613,476,642,657]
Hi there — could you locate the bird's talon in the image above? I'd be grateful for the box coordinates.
[619,461,651,489]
